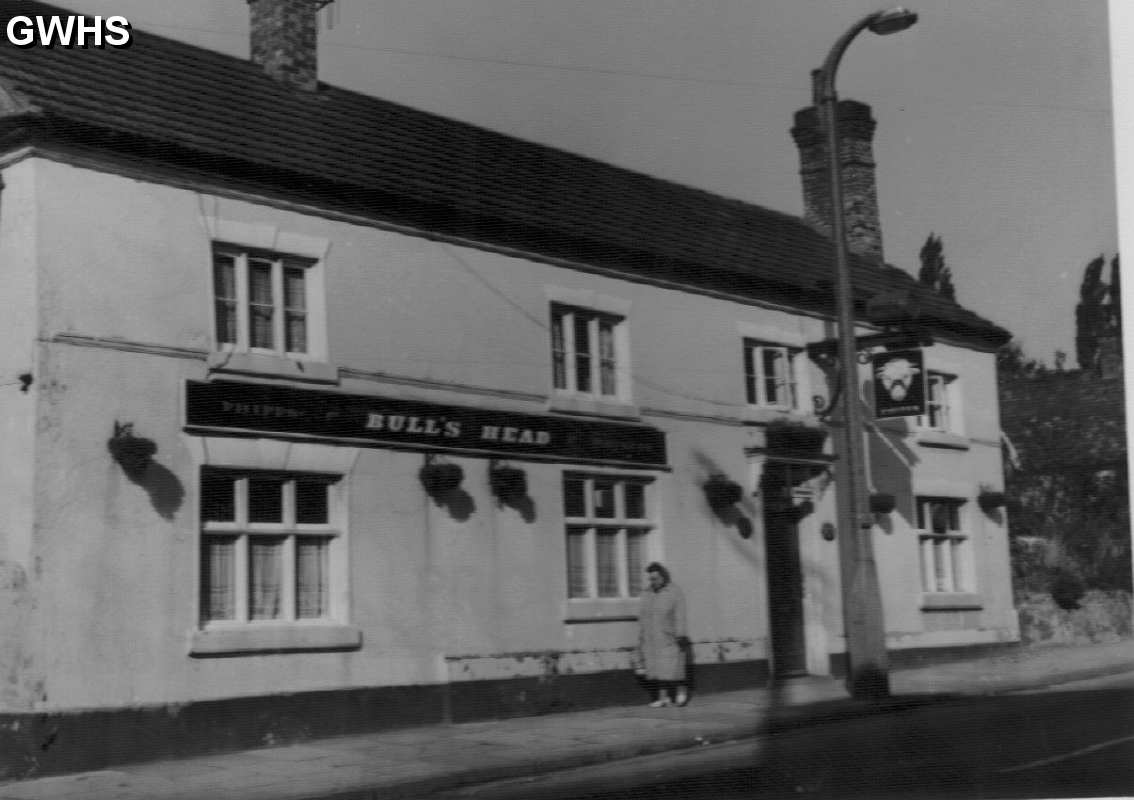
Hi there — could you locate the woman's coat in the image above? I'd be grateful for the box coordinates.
[637,582,688,681]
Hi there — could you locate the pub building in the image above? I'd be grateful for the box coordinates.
[0,0,1019,775]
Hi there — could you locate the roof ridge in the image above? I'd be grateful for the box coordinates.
[12,0,822,233]
[0,0,1010,346]
[6,1,805,224]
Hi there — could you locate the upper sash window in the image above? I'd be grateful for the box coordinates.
[213,247,318,358]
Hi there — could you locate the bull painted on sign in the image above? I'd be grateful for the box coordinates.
[875,356,920,402]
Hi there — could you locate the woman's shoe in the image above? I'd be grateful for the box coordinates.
[648,697,672,708]
[675,688,689,707]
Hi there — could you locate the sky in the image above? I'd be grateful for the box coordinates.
[57,0,1117,367]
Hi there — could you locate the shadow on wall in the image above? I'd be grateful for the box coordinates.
[489,461,537,523]
[713,504,754,540]
[107,422,184,520]
[690,450,758,548]
[440,489,476,522]
[419,457,477,522]
[498,494,536,524]
[862,374,920,532]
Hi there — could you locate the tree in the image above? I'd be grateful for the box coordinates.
[1110,254,1121,328]
[917,233,956,301]
[1076,255,1107,370]
[1075,254,1122,372]
[996,340,1045,380]
[1109,255,1122,368]
[1003,252,1129,600]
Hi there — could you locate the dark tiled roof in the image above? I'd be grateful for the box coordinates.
[0,0,1008,347]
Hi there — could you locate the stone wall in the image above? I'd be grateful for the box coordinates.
[1016,590,1132,645]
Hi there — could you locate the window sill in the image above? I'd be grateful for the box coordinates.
[920,593,983,611]
[741,406,815,426]
[564,597,641,623]
[915,430,970,450]
[549,395,641,420]
[206,351,338,385]
[189,623,362,656]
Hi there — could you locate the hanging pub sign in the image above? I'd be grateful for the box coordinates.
[871,349,927,419]
[184,380,668,468]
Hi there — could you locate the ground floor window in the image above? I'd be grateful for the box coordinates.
[200,469,341,625]
[916,496,971,593]
[564,473,654,599]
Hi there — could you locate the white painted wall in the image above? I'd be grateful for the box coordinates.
[0,161,38,709]
[9,156,1015,709]
[0,161,38,569]
[865,343,1017,647]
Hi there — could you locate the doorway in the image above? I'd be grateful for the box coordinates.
[762,461,809,677]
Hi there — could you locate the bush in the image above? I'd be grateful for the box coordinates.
[1007,466,1132,597]
[1050,570,1087,611]
[1017,590,1132,644]
[1010,536,1051,596]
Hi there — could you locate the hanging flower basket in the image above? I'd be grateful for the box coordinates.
[703,474,743,510]
[977,491,1007,513]
[765,421,828,458]
[107,424,156,476]
[869,493,896,514]
[419,461,464,496]
[489,464,528,504]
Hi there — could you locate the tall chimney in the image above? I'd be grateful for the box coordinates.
[248,0,331,91]
[791,100,884,263]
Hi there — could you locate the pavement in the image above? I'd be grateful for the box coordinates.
[1,640,1132,800]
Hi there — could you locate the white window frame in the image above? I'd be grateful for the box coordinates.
[916,371,962,434]
[550,303,628,401]
[199,469,346,628]
[564,473,654,600]
[212,244,326,361]
[916,496,973,595]
[743,339,800,410]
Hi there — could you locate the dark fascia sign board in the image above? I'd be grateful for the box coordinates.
[184,380,668,468]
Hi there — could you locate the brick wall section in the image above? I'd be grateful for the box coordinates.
[791,100,884,263]
[248,0,326,90]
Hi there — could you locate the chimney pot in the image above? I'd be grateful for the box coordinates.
[791,99,884,263]
[248,0,330,91]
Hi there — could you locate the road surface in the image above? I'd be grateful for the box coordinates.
[427,671,1134,799]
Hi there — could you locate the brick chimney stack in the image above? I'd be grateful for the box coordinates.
[248,0,331,91]
[791,100,884,263]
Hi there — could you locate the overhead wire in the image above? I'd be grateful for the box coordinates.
[120,17,1076,411]
[434,243,826,410]
[124,20,1108,114]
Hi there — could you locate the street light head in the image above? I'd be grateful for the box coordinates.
[867,7,918,35]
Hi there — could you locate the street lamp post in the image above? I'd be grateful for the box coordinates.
[813,8,918,700]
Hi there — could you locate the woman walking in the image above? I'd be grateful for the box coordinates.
[635,562,690,707]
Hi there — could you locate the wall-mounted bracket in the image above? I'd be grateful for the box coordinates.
[805,329,934,361]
